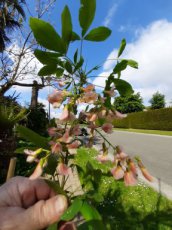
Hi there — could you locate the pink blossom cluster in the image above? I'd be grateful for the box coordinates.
[24,83,153,186]
[97,146,153,186]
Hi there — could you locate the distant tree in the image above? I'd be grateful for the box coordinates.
[149,91,165,109]
[114,92,145,113]
[0,0,26,51]
[26,103,49,135]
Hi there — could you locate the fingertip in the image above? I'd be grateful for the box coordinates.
[54,195,68,214]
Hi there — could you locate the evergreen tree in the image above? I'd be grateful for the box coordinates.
[114,92,145,113]
[149,91,165,109]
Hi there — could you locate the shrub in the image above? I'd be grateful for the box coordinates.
[25,103,49,136]
[113,108,172,131]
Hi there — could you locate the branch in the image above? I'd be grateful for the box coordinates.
[13,81,46,87]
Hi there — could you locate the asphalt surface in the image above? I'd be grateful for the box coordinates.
[104,131,172,187]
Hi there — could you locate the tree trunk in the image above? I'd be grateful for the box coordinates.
[30,80,40,109]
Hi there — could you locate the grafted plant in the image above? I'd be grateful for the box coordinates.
[17,0,153,229]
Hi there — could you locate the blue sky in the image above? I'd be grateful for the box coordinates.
[8,0,172,115]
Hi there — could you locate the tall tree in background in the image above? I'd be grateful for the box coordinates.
[149,91,165,109]
[0,0,26,51]
[114,92,145,113]
[0,0,56,108]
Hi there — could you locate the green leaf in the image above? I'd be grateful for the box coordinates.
[34,49,60,65]
[56,68,64,78]
[16,125,48,148]
[127,59,138,69]
[84,27,111,42]
[117,38,126,58]
[61,5,72,47]
[45,180,66,195]
[30,18,65,53]
[113,78,134,96]
[65,61,73,74]
[46,223,57,230]
[71,31,80,41]
[80,201,102,221]
[38,64,57,76]
[44,154,58,176]
[79,0,96,37]
[113,59,138,75]
[113,60,128,74]
[15,146,36,154]
[86,65,101,75]
[74,56,84,71]
[74,49,78,63]
[61,198,83,221]
[77,220,104,230]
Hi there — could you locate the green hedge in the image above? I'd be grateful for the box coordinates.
[113,108,172,131]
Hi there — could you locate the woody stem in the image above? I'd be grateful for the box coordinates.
[95,128,116,150]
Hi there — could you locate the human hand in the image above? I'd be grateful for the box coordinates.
[0,176,67,230]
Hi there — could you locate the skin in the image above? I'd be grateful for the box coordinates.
[0,176,67,230]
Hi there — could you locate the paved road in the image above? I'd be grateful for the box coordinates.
[104,131,172,187]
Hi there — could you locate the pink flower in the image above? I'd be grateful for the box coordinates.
[59,129,73,143]
[104,87,115,97]
[129,160,137,176]
[50,142,62,154]
[81,92,98,104]
[97,154,110,163]
[106,110,116,123]
[87,113,97,122]
[88,122,97,130]
[98,109,107,119]
[57,163,71,176]
[58,81,66,87]
[82,84,95,92]
[24,148,42,163]
[140,167,153,182]
[116,146,128,159]
[71,124,81,136]
[48,90,66,108]
[67,140,80,154]
[116,152,128,160]
[29,162,43,179]
[102,123,113,134]
[59,107,75,122]
[67,140,80,149]
[137,161,153,182]
[47,127,57,137]
[115,110,127,119]
[111,166,124,180]
[124,171,137,186]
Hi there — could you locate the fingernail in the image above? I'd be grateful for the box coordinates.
[55,195,68,213]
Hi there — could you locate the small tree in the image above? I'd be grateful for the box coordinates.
[149,91,165,109]
[114,92,144,113]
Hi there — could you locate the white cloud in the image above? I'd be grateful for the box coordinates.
[93,19,172,106]
[103,3,118,27]
[6,43,43,98]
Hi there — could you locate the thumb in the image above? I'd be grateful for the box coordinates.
[23,195,67,230]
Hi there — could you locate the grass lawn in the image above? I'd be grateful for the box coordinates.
[96,178,172,230]
[114,128,172,136]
